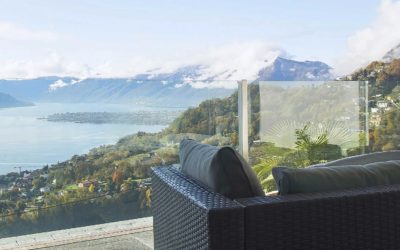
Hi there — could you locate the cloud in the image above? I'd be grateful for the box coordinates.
[0,41,285,85]
[0,53,92,79]
[335,0,400,75]
[194,41,284,81]
[0,54,161,79]
[161,41,285,89]
[48,79,69,91]
[186,80,244,89]
[48,79,82,92]
[0,21,57,41]
[0,53,172,79]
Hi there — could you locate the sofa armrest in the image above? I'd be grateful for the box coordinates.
[151,166,245,250]
[237,185,400,250]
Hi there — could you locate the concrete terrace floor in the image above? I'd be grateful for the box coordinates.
[0,217,154,250]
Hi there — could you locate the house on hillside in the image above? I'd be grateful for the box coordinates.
[40,174,49,179]
[22,171,33,181]
[0,185,6,195]
[78,180,98,188]
[40,186,50,193]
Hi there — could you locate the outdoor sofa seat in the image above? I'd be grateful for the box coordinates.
[151,150,400,250]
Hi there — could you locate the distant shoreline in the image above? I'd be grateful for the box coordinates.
[38,111,181,125]
[0,102,34,109]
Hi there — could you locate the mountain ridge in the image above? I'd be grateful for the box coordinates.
[0,57,334,106]
[0,92,34,108]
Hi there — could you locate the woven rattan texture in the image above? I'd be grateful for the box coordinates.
[238,185,400,250]
[153,166,400,249]
[152,166,244,250]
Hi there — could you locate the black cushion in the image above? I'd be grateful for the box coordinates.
[273,160,400,195]
[179,139,264,199]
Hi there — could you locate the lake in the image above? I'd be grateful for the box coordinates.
[0,103,170,175]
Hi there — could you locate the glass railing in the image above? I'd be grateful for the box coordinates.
[248,80,399,192]
[0,79,238,237]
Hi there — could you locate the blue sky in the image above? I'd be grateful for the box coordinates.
[0,0,399,78]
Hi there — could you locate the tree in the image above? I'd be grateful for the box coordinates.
[140,187,152,208]
[121,180,133,192]
[88,184,95,193]
[372,109,400,151]
[112,170,124,185]
[0,201,9,213]
[32,177,46,189]
[15,201,27,216]
[105,179,115,193]
[294,124,341,164]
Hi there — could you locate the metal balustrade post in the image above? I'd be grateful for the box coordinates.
[238,80,249,161]
[364,81,369,153]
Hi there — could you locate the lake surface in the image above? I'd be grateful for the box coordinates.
[0,103,170,175]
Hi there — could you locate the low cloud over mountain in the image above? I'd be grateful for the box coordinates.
[336,0,400,75]
[383,43,400,62]
[0,55,333,106]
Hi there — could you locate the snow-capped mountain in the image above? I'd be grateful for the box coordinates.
[258,57,332,81]
[382,43,400,62]
[0,57,334,107]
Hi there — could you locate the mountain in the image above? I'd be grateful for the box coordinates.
[258,57,333,81]
[0,77,77,102]
[44,78,234,107]
[0,92,33,108]
[383,44,400,62]
[0,57,334,107]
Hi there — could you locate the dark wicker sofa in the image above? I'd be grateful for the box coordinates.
[152,151,400,250]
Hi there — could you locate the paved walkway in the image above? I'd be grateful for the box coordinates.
[0,217,153,250]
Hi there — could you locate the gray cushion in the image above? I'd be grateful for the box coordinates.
[179,139,264,199]
[273,160,400,195]
[313,151,400,167]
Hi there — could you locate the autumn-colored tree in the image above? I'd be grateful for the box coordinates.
[88,184,95,193]
[140,187,152,208]
[112,170,124,185]
[372,109,400,151]
[120,180,132,192]
[387,59,400,79]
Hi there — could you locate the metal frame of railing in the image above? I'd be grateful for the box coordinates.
[238,80,249,161]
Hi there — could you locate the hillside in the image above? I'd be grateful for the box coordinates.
[349,59,400,95]
[0,92,33,108]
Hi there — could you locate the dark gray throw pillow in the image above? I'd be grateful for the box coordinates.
[273,160,400,195]
[179,139,264,199]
